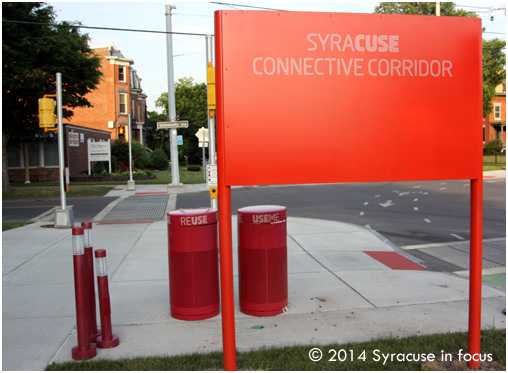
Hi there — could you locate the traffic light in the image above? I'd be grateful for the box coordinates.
[38,97,56,128]
[118,125,126,142]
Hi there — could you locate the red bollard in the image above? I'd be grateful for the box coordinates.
[81,221,101,343]
[94,249,120,349]
[237,205,288,317]
[71,227,97,360]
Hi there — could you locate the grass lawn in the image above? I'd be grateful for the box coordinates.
[46,329,505,371]
[2,222,32,231]
[483,154,506,171]
[3,186,114,200]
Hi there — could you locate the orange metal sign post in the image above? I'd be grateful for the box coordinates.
[215,10,483,370]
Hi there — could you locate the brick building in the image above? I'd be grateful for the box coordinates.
[483,81,506,145]
[69,42,148,145]
[65,125,111,177]
[7,125,110,183]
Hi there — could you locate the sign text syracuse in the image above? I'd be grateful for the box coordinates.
[253,33,453,77]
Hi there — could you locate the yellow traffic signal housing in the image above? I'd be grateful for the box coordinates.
[207,63,216,111]
[118,125,127,142]
[38,97,56,128]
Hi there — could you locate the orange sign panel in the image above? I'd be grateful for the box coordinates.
[215,11,482,186]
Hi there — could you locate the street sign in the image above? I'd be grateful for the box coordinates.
[206,164,218,187]
[177,135,183,145]
[157,120,189,129]
[195,127,209,148]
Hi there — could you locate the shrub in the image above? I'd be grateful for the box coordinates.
[111,140,152,169]
[484,139,503,155]
[150,149,169,170]
[187,165,201,171]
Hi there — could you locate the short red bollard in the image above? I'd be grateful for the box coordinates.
[167,208,220,320]
[237,205,288,317]
[81,221,100,343]
[71,227,97,360]
[94,249,120,349]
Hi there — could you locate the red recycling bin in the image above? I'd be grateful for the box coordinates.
[237,205,288,316]
[167,208,220,320]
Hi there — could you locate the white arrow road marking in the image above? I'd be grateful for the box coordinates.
[379,200,395,208]
[450,233,465,240]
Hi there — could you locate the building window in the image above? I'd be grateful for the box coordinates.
[7,144,22,167]
[119,66,126,82]
[494,104,502,120]
[28,143,40,167]
[44,141,59,166]
[119,93,127,114]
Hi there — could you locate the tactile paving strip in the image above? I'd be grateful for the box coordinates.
[418,240,505,270]
[100,195,169,223]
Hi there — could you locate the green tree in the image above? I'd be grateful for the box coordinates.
[146,110,169,152]
[2,2,102,191]
[155,77,208,164]
[374,2,506,117]
[482,38,506,116]
[374,2,475,16]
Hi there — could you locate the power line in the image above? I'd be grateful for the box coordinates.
[2,19,213,37]
[210,2,286,11]
[457,4,506,10]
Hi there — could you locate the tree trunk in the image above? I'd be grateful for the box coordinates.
[2,131,11,192]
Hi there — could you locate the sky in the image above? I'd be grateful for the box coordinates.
[46,1,507,113]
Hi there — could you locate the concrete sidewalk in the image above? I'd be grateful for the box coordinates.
[3,213,506,370]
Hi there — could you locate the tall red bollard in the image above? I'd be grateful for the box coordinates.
[71,227,97,360]
[81,221,100,343]
[95,249,120,349]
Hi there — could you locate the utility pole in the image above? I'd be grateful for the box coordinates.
[436,2,440,16]
[165,4,180,186]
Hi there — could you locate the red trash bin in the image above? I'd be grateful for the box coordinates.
[167,208,219,320]
[237,205,288,316]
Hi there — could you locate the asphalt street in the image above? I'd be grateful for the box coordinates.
[4,179,505,247]
[176,179,506,246]
[2,196,118,223]
[3,179,505,273]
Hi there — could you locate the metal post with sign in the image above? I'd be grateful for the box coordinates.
[165,5,180,187]
[195,127,209,179]
[54,72,74,228]
[206,35,217,209]
[127,114,135,191]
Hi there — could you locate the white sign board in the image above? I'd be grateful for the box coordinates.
[206,164,218,187]
[68,132,79,147]
[157,120,189,129]
[88,139,111,175]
